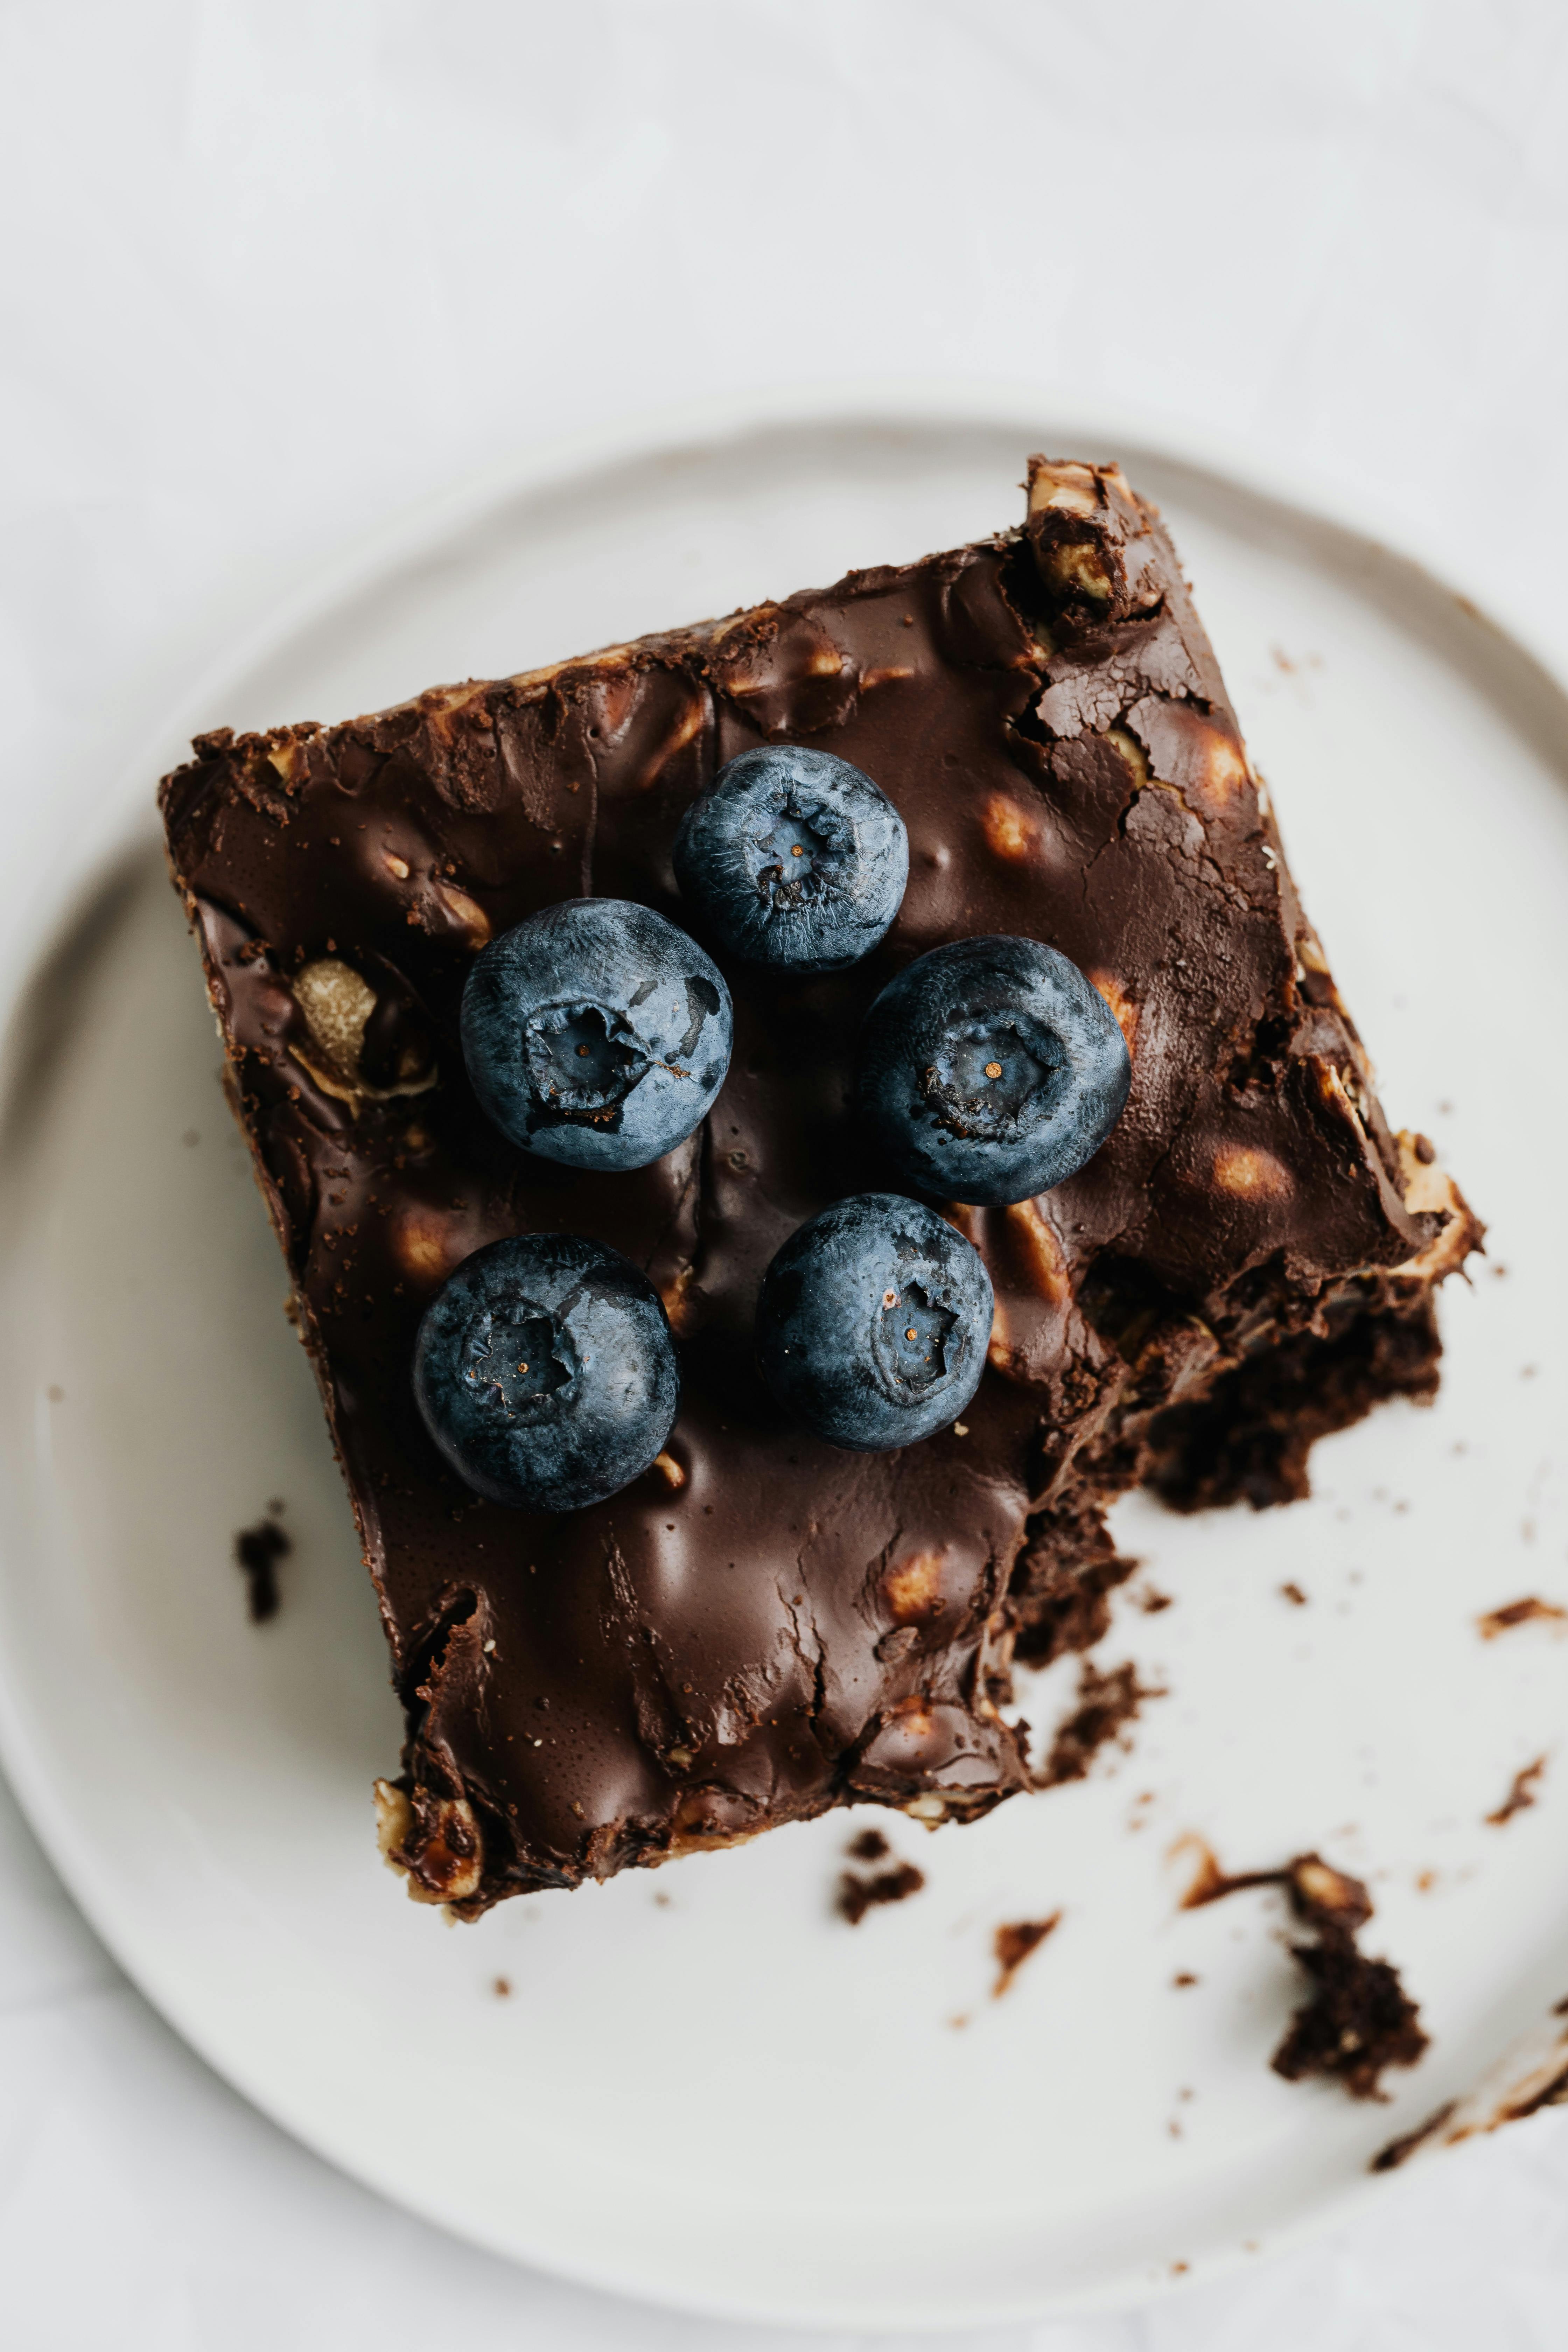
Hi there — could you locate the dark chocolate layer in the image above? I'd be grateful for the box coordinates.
[160,458,1477,1911]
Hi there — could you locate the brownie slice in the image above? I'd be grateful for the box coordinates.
[159,457,1479,1913]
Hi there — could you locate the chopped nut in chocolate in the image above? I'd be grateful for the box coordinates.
[160,456,1479,1912]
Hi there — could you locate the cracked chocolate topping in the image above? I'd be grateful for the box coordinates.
[160,456,1479,1912]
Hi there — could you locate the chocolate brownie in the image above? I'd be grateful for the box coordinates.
[159,457,1479,1913]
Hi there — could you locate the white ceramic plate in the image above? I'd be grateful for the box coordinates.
[2,403,1567,2330]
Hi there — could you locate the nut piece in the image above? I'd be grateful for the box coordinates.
[1023,455,1164,627]
[1102,726,1150,785]
[1026,460,1101,520]
[430,882,492,948]
[373,1779,484,1906]
[882,1550,946,1626]
[292,957,438,1106]
[1004,1197,1071,1304]
[294,958,377,1086]
[1085,969,1139,1054]
[980,793,1037,863]
[373,1775,413,1860]
[1393,1132,1483,1286]
[1212,1144,1293,1201]
[391,1206,467,1286]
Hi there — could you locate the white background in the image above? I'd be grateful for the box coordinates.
[4,3,1568,2345]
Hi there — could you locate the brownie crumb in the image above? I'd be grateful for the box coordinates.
[1486,1756,1547,1827]
[1371,2099,1457,2172]
[1172,1970,1199,1988]
[1146,1297,1443,1514]
[1036,1659,1163,1788]
[1009,1491,1139,1666]
[1138,1587,1174,1614]
[838,1859,925,1925]
[993,1913,1062,1996]
[847,1828,890,1863]
[1491,2059,1568,2124]
[234,1514,290,1623]
[493,1975,511,1998]
[1280,1581,1308,1606]
[1478,1597,1567,1638]
[1180,1846,1426,2099]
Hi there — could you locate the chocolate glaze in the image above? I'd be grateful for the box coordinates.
[160,457,1479,1912]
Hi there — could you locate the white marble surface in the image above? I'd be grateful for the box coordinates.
[4,2,1568,2342]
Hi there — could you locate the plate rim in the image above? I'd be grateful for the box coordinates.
[2,383,1566,2331]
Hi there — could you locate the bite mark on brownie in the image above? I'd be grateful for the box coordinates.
[1178,1843,1427,2099]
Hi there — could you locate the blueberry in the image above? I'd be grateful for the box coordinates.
[755,1194,992,1451]
[461,899,732,1171]
[855,936,1130,1206]
[673,745,908,973]
[413,1233,678,1511]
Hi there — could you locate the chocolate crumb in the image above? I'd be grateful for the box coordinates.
[1371,2099,1457,2171]
[1177,1844,1426,2099]
[1139,1587,1174,1614]
[1036,1660,1164,1787]
[1491,2059,1568,2123]
[1172,1970,1199,1988]
[1281,1581,1308,1606]
[993,1913,1062,1996]
[234,1514,290,1623]
[1478,1596,1567,1638]
[1008,1499,1139,1666]
[1486,1756,1547,1827]
[838,1859,925,1925]
[492,1975,511,1998]
[847,1828,890,1863]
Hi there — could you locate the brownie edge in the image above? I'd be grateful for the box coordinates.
[160,457,1480,1912]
